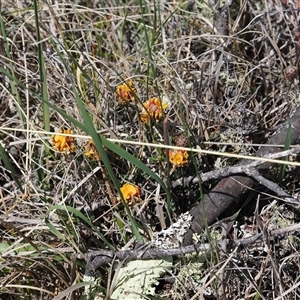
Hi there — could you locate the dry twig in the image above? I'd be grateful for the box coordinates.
[85,222,300,276]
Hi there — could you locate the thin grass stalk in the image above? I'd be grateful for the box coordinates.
[0,11,24,122]
[33,0,50,134]
[138,0,157,80]
[47,205,115,250]
[71,80,143,242]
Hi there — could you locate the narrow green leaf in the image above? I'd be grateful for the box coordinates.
[33,0,50,134]
[44,217,66,241]
[0,10,23,121]
[48,205,114,250]
[71,79,143,242]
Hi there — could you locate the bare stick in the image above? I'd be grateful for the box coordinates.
[84,222,300,276]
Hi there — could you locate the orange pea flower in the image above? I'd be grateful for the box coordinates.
[115,80,136,104]
[51,129,76,153]
[119,183,141,206]
[169,149,189,167]
[84,139,101,161]
[140,97,168,123]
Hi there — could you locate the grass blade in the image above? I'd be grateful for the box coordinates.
[33,0,50,134]
[48,205,114,250]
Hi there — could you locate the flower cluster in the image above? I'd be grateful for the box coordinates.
[50,129,76,153]
[115,80,136,104]
[115,79,168,123]
[169,149,189,167]
[119,183,141,206]
[84,139,101,161]
[140,97,168,123]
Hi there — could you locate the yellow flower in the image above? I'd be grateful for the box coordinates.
[115,80,136,104]
[140,97,168,123]
[169,150,189,167]
[140,113,150,123]
[84,139,101,161]
[119,183,141,206]
[51,129,76,153]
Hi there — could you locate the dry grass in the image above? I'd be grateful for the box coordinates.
[1,0,300,299]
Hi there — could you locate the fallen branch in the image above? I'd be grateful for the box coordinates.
[84,222,300,276]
